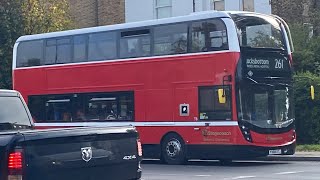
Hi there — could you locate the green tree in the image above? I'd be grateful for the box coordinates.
[290,20,320,144]
[310,8,320,36]
[294,72,320,144]
[22,0,72,34]
[290,23,320,74]
[0,1,24,89]
[0,0,73,89]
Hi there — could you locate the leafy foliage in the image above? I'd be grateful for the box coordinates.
[22,0,73,34]
[296,144,320,152]
[291,24,320,74]
[294,72,320,144]
[291,20,320,144]
[0,1,24,89]
[0,0,72,89]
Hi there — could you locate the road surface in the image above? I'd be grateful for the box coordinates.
[142,160,320,179]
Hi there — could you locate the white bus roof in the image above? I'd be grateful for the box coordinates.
[16,11,231,42]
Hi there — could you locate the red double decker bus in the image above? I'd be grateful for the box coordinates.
[13,11,295,164]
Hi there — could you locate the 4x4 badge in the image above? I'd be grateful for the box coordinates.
[81,147,92,162]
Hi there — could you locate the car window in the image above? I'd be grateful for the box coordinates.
[0,96,31,129]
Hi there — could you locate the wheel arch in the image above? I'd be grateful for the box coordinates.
[160,131,185,147]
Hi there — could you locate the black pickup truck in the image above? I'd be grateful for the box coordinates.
[0,90,142,180]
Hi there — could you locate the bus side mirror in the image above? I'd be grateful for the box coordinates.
[311,85,315,100]
[218,89,226,104]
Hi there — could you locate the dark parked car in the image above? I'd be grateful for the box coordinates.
[0,89,142,180]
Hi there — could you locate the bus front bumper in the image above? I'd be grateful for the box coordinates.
[186,142,296,160]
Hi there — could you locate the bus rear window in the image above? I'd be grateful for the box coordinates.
[17,40,43,67]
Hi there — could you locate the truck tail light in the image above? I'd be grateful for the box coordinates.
[137,139,142,157]
[8,149,23,180]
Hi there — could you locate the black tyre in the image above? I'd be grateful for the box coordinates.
[161,134,186,165]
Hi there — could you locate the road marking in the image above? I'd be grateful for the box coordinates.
[231,176,256,179]
[143,173,181,176]
[195,175,211,177]
[275,171,304,175]
[144,173,212,177]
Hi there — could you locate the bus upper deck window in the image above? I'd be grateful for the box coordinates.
[191,19,228,53]
[17,40,44,67]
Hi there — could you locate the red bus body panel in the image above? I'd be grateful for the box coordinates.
[14,52,295,156]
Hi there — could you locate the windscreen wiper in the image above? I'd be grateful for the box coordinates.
[276,83,292,87]
[247,77,293,87]
[246,77,274,87]
[261,77,293,87]
[263,76,293,81]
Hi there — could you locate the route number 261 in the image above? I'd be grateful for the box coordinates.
[275,59,284,69]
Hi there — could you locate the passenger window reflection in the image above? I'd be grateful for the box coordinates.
[75,109,86,121]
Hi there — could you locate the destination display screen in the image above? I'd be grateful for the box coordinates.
[241,50,292,78]
[245,57,290,71]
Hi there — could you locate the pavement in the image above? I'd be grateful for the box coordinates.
[263,151,320,161]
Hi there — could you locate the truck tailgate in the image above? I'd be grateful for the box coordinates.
[22,127,140,180]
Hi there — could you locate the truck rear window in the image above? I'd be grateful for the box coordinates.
[0,97,31,129]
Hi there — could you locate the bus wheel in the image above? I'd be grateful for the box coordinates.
[161,134,186,165]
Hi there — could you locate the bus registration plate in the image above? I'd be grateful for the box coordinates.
[269,149,282,155]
